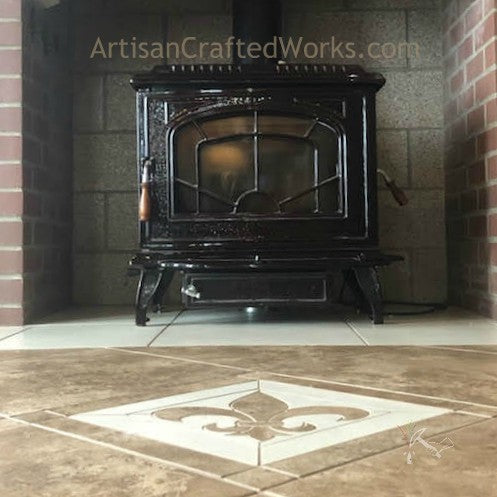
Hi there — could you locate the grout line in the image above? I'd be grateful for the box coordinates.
[107,347,251,372]
[0,412,259,494]
[106,348,497,411]
[455,410,495,419]
[343,318,369,345]
[280,416,493,481]
[146,309,184,347]
[0,326,33,343]
[425,346,497,356]
[260,466,300,479]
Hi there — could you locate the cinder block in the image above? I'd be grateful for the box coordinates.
[167,15,232,63]
[379,189,446,249]
[105,74,136,131]
[377,130,408,188]
[284,11,406,67]
[75,14,164,72]
[73,193,105,251]
[379,249,413,302]
[408,9,443,68]
[410,129,444,188]
[107,192,139,251]
[74,75,104,132]
[412,248,448,302]
[73,252,136,305]
[377,71,443,128]
[74,134,136,192]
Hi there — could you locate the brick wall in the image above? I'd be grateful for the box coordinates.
[443,0,497,316]
[0,0,23,325]
[21,0,73,322]
[72,0,447,306]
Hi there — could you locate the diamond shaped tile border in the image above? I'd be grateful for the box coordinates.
[71,380,450,465]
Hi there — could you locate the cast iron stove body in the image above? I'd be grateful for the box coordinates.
[128,62,400,325]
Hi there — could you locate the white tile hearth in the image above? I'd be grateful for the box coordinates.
[71,380,449,465]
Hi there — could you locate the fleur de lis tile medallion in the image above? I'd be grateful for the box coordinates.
[155,388,369,442]
[71,381,450,465]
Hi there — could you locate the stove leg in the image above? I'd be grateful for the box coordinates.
[152,270,174,313]
[135,268,163,326]
[353,267,384,324]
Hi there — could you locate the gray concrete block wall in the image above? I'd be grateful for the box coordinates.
[72,0,446,305]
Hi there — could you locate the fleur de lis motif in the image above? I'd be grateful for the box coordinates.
[154,388,369,441]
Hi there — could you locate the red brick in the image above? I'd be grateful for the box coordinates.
[477,127,497,156]
[466,1,483,32]
[459,85,475,111]
[0,278,22,304]
[474,12,497,50]
[486,98,497,124]
[0,49,21,74]
[0,21,21,46]
[24,192,41,217]
[485,41,497,68]
[0,307,23,326]
[461,190,478,211]
[450,20,465,46]
[468,105,485,134]
[490,243,497,264]
[0,250,22,273]
[0,221,22,245]
[469,159,486,184]
[0,164,21,188]
[469,215,488,236]
[0,0,20,18]
[487,184,497,206]
[0,192,22,216]
[0,107,21,132]
[0,136,20,161]
[0,78,20,103]
[489,214,497,235]
[487,155,497,178]
[463,137,477,163]
[458,36,474,63]
[466,51,484,82]
[479,186,489,209]
[475,71,497,101]
[484,0,497,16]
[490,272,497,293]
[24,249,42,273]
[445,98,458,121]
[451,117,466,141]
[451,69,465,93]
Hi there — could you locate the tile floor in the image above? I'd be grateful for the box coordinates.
[1,306,497,496]
[1,305,497,349]
[0,345,496,496]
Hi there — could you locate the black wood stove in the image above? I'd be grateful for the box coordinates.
[128,1,401,326]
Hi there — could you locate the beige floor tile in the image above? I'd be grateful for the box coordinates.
[269,418,497,496]
[0,423,253,497]
[267,412,479,477]
[0,348,249,415]
[19,411,250,477]
[225,468,295,491]
[145,346,497,408]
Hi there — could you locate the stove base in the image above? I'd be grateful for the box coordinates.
[128,251,402,326]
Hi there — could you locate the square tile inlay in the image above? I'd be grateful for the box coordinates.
[71,381,450,465]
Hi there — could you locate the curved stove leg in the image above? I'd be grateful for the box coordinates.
[135,268,163,326]
[353,266,384,324]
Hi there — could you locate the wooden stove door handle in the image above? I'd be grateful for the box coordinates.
[139,160,152,222]
[139,181,151,221]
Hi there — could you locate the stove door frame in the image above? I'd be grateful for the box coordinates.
[137,85,378,253]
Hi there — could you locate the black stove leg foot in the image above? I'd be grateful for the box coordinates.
[135,268,163,326]
[353,267,384,324]
[152,270,174,313]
